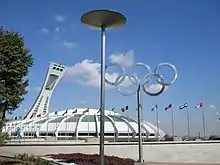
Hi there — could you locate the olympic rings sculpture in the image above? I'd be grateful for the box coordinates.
[105,62,178,96]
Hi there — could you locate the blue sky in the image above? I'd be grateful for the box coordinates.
[1,0,220,136]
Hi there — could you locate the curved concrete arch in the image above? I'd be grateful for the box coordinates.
[36,116,62,137]
[34,117,51,137]
[74,115,85,139]
[54,115,69,137]
[143,121,165,138]
[126,117,150,137]
[94,115,99,137]
[20,119,35,137]
[118,116,136,140]
[105,115,119,140]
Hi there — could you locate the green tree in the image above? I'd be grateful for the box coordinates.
[0,26,33,120]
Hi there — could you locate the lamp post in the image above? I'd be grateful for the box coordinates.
[81,10,126,165]
[105,62,178,162]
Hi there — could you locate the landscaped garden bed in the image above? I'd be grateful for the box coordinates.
[45,153,135,165]
[0,154,52,165]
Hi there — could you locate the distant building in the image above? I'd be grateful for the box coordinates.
[2,62,166,142]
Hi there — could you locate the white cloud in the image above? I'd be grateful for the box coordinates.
[79,100,87,105]
[208,105,216,109]
[54,15,65,23]
[35,86,41,92]
[40,28,49,33]
[65,50,170,95]
[65,51,134,88]
[63,40,76,49]
[145,84,169,93]
[109,50,134,67]
[54,27,60,33]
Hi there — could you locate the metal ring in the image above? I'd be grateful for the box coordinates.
[142,74,166,96]
[154,62,178,86]
[105,63,126,86]
[115,74,138,96]
[128,62,152,86]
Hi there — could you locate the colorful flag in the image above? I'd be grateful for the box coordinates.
[62,109,68,116]
[121,108,125,112]
[72,109,77,114]
[165,104,172,111]
[121,105,128,112]
[83,108,89,114]
[151,104,158,111]
[179,103,188,110]
[195,102,203,108]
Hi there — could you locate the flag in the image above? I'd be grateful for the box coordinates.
[136,104,143,111]
[121,106,128,112]
[165,104,172,111]
[72,109,77,114]
[151,104,158,111]
[62,109,68,116]
[179,103,188,110]
[83,108,89,114]
[195,102,203,108]
[121,108,125,112]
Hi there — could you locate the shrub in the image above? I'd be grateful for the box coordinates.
[0,120,10,146]
[46,153,135,165]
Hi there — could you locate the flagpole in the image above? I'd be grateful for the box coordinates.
[186,106,190,137]
[113,110,115,142]
[171,107,175,138]
[87,112,89,140]
[156,107,160,141]
[137,85,143,162]
[127,109,129,142]
[201,106,206,137]
[65,116,67,143]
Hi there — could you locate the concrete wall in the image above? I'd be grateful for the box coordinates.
[0,143,220,163]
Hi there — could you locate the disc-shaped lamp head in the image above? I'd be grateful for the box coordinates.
[81,9,126,30]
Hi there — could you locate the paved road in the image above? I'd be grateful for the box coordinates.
[0,143,220,164]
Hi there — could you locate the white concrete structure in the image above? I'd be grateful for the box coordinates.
[2,61,166,142]
[26,62,67,119]
[2,108,165,141]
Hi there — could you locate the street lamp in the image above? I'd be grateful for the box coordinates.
[81,10,126,165]
[105,62,178,162]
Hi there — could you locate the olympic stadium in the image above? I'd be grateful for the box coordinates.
[2,62,166,142]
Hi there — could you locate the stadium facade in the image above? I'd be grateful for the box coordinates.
[2,62,166,141]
